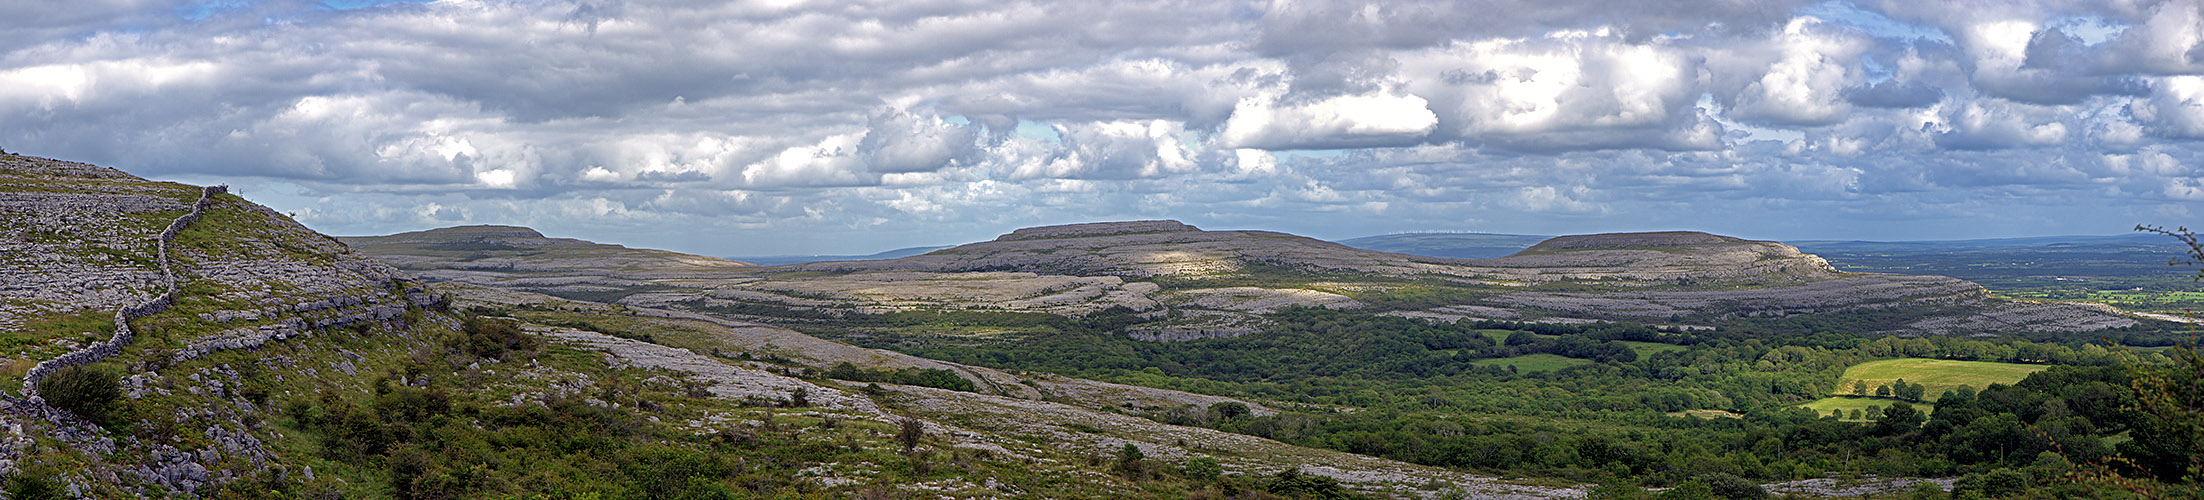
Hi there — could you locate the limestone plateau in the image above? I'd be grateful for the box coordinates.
[354,219,2146,341]
[0,154,1611,498]
[0,153,2167,499]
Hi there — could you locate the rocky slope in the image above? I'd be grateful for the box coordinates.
[0,153,441,495]
[3,153,1588,498]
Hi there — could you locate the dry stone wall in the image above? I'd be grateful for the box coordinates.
[17,185,223,406]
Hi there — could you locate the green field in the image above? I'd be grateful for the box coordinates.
[1799,396,1932,422]
[1477,329,1530,344]
[1833,358,2050,401]
[1471,353,1593,373]
[1618,340,1686,357]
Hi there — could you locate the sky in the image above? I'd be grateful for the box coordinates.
[3,0,2203,256]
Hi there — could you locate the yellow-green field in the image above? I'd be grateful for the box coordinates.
[1799,397,1932,422]
[1833,358,2050,402]
[1471,353,1593,373]
[1618,340,1686,357]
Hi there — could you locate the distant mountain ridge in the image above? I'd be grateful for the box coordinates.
[730,245,951,267]
[354,220,2156,337]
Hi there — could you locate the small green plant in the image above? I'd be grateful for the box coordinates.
[38,364,124,426]
[897,417,924,451]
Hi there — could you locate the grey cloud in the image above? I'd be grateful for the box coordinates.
[1843,80,1945,108]
[857,110,981,173]
[4,0,2204,253]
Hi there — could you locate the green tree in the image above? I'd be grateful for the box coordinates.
[1876,401,1924,435]
[1184,456,1221,482]
[1656,479,1714,500]
[1208,401,1251,421]
[1696,473,1766,500]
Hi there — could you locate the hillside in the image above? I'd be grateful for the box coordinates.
[1,152,1589,499]
[358,220,2152,338]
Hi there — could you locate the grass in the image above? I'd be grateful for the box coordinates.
[1668,409,1743,420]
[1470,353,1593,373]
[1617,340,1686,357]
[1798,396,1934,422]
[1832,358,2050,401]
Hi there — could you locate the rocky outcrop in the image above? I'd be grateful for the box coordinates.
[18,184,223,408]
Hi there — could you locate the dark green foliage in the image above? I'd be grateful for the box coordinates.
[2117,341,2204,483]
[825,362,977,392]
[1115,443,1146,477]
[1655,479,1713,500]
[1875,402,1923,436]
[458,316,537,360]
[897,417,924,451]
[1208,401,1250,421]
[1694,473,1764,499]
[3,474,62,500]
[38,364,124,426]
[1184,456,1221,482]
[620,444,741,500]
[1263,468,1353,499]
[1952,468,2029,498]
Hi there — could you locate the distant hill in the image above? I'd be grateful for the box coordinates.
[731,245,951,266]
[354,220,2156,337]
[1790,234,2187,279]
[1335,232,1551,259]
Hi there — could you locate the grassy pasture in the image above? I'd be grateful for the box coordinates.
[1799,396,1932,422]
[1617,340,1686,357]
[1471,353,1593,373]
[1832,358,2049,402]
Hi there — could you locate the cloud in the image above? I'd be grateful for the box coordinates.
[1220,92,1438,150]
[3,0,2203,253]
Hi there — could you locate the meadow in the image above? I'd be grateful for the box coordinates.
[1832,358,2051,402]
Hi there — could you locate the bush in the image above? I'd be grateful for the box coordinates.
[1695,473,1765,499]
[459,316,536,360]
[4,474,61,500]
[38,364,123,426]
[898,418,924,451]
[1265,468,1351,500]
[1185,456,1221,482]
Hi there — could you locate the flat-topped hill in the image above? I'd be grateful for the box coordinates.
[342,224,753,282]
[996,220,1199,241]
[791,220,1451,277]
[1517,231,1746,251]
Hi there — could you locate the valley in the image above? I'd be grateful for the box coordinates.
[0,152,2197,499]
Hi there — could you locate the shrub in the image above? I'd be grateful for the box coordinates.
[897,418,924,451]
[1185,456,1221,482]
[458,316,536,360]
[1264,468,1351,500]
[1695,473,1765,499]
[3,474,61,500]
[38,364,123,426]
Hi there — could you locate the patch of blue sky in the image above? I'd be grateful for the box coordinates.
[2047,16,2124,45]
[177,0,250,20]
[1014,121,1062,143]
[1801,1,1949,41]
[178,0,430,20]
[316,0,434,10]
[1272,149,1346,159]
